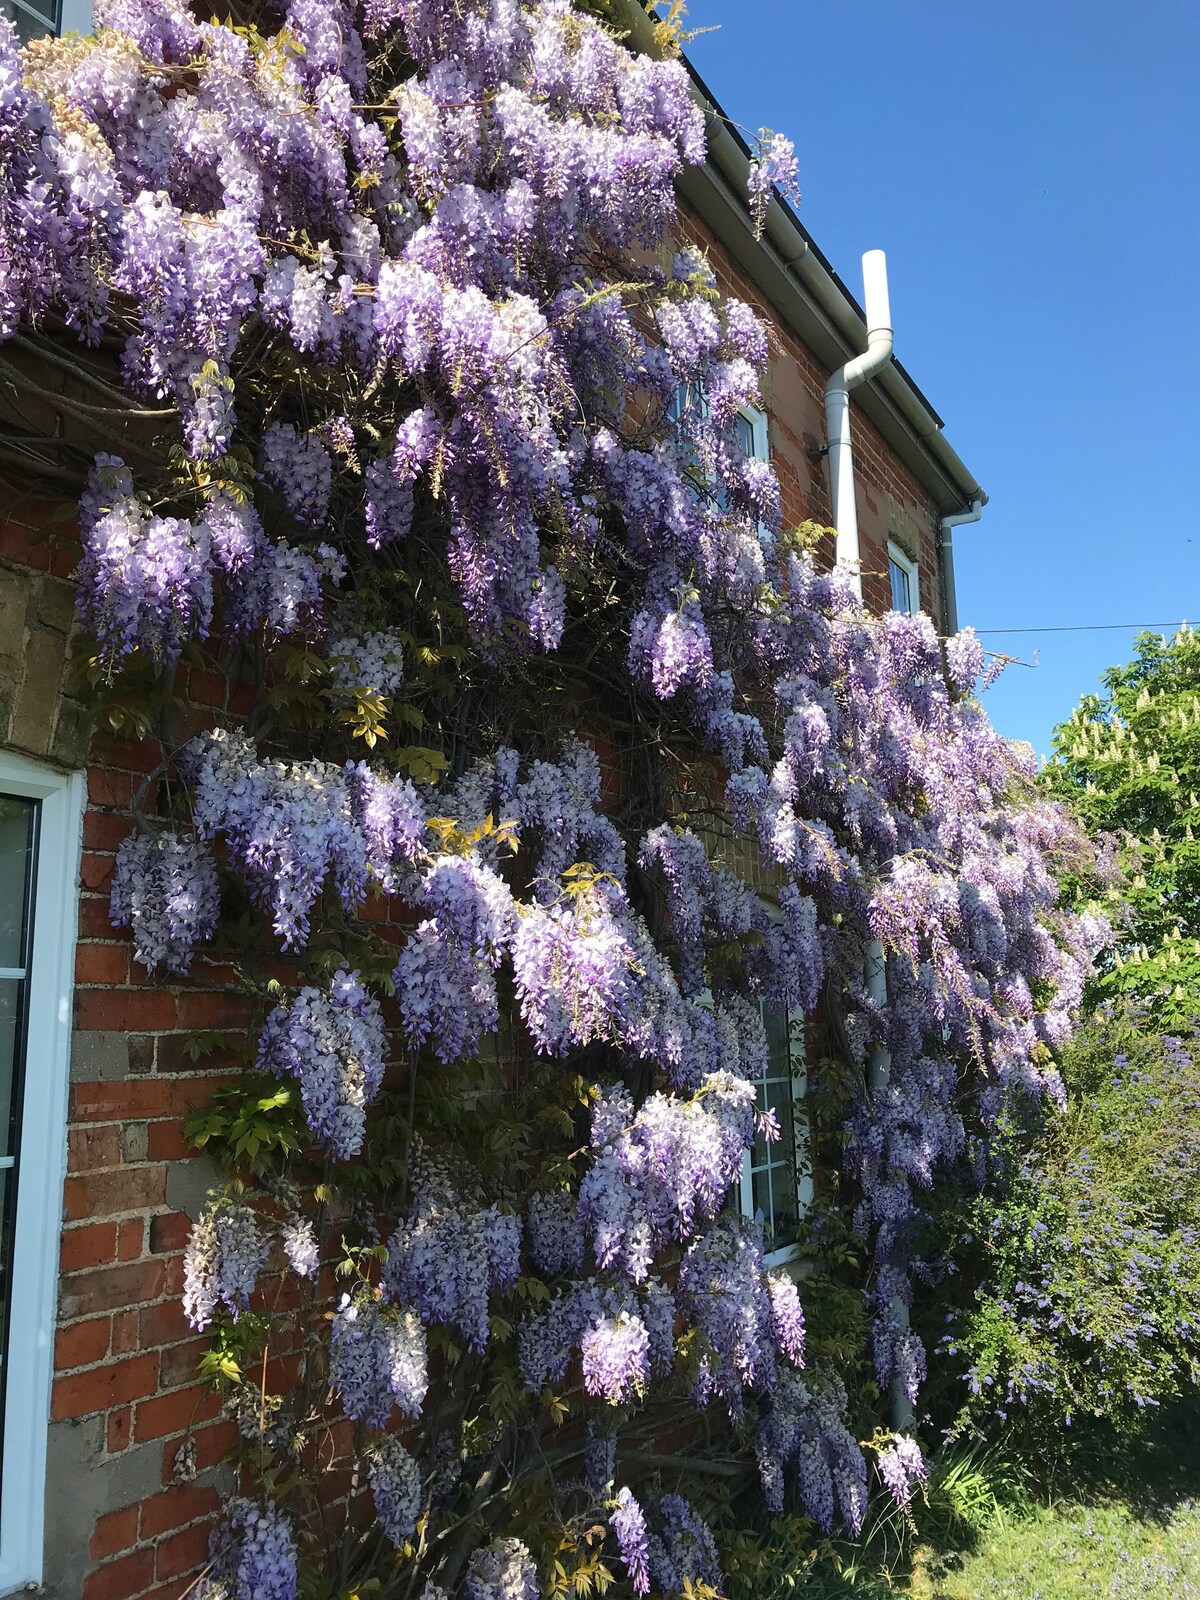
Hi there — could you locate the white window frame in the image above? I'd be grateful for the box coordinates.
[738,999,811,1269]
[887,540,920,616]
[0,751,84,1596]
[4,0,90,37]
[736,404,769,464]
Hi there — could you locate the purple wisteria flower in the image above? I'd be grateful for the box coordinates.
[329,1294,428,1426]
[463,1538,540,1600]
[110,828,219,974]
[369,1434,423,1545]
[203,1498,298,1600]
[258,970,387,1159]
[876,1434,927,1509]
[611,1487,650,1596]
[183,1202,269,1331]
[384,1163,521,1354]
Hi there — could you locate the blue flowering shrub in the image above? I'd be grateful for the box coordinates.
[934,1003,1200,1442]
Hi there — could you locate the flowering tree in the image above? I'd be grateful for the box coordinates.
[0,0,1107,1593]
[1044,625,1200,1026]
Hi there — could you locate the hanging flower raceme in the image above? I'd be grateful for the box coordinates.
[384,1163,521,1354]
[110,827,220,975]
[183,1201,270,1331]
[258,969,387,1160]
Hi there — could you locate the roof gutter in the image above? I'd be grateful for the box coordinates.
[613,0,987,520]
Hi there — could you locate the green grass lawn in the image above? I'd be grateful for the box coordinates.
[781,1410,1200,1600]
[908,1495,1200,1599]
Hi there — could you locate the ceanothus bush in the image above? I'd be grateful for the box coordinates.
[0,0,1109,1591]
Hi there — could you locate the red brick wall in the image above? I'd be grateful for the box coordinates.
[677,202,946,622]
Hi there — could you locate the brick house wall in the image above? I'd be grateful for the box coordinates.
[0,187,968,1600]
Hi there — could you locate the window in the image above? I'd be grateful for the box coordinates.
[669,384,770,494]
[0,751,84,1594]
[3,0,90,44]
[887,540,920,615]
[738,1001,811,1267]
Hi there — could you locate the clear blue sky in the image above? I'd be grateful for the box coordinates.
[677,0,1200,758]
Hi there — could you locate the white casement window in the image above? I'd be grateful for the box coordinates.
[887,540,920,616]
[0,751,84,1595]
[732,405,769,465]
[2,0,90,43]
[670,385,770,491]
[738,1000,811,1267]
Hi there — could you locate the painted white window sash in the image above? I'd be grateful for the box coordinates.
[887,539,920,616]
[0,751,85,1596]
[738,1002,810,1269]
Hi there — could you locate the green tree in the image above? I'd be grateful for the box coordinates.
[1045,625,1200,1022]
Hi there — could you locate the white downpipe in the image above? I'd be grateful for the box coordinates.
[824,250,894,597]
[938,498,984,636]
[823,253,913,1431]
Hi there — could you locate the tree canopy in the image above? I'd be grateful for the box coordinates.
[1045,625,1200,1023]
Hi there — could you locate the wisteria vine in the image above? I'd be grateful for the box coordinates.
[0,0,1109,1593]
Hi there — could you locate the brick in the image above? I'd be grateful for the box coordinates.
[154,1520,212,1581]
[73,1078,176,1123]
[149,1213,192,1254]
[10,628,65,756]
[107,1406,132,1453]
[118,1218,146,1261]
[63,1166,167,1223]
[187,668,224,707]
[84,809,133,851]
[88,768,134,808]
[134,1383,221,1443]
[69,1124,124,1173]
[82,1547,155,1600]
[140,1299,190,1348]
[176,1419,236,1474]
[80,849,117,894]
[147,1120,192,1161]
[175,992,250,1030]
[55,1316,111,1371]
[60,1221,118,1274]
[58,1257,167,1319]
[90,1504,140,1561]
[139,1483,220,1541]
[158,1338,208,1390]
[75,988,176,1033]
[156,1033,245,1073]
[52,1351,159,1421]
[112,1309,139,1355]
[75,942,131,985]
[80,895,126,940]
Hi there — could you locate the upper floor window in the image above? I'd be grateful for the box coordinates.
[670,384,770,495]
[738,1000,810,1267]
[888,540,920,615]
[0,751,84,1593]
[3,0,89,44]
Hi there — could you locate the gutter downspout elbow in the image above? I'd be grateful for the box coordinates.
[938,497,984,636]
[823,250,894,597]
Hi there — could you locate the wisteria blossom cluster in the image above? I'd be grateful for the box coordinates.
[5,0,1111,1588]
[257,967,388,1159]
[109,826,219,975]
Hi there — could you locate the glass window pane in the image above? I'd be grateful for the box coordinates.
[889,557,911,613]
[734,412,755,458]
[1,0,60,41]
[0,980,23,1159]
[0,797,35,970]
